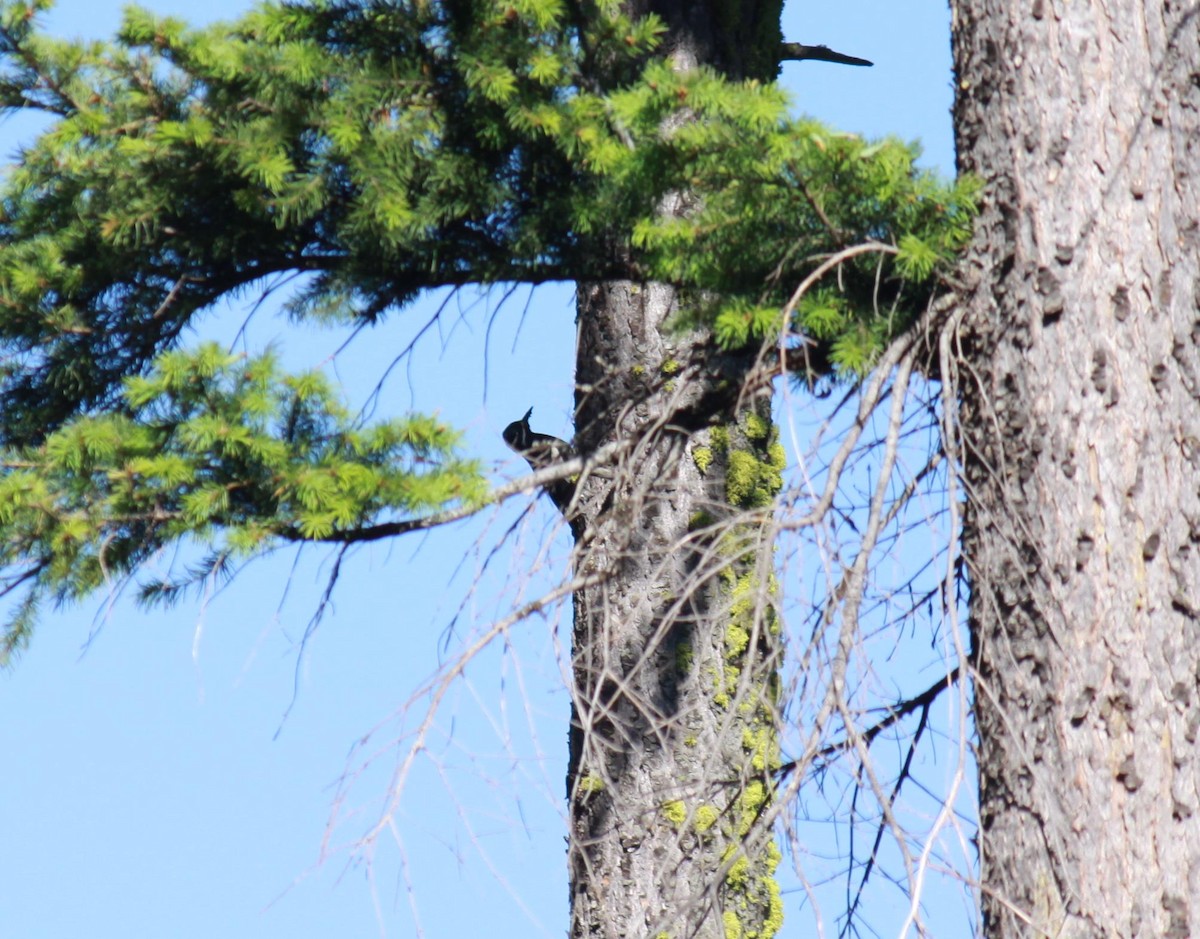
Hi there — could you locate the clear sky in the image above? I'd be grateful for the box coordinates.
[0,2,957,937]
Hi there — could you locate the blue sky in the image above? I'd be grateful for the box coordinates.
[0,2,959,937]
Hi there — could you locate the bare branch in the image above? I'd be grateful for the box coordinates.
[779,42,873,67]
[775,665,964,778]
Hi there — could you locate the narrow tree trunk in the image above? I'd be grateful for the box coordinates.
[952,0,1200,934]
[562,6,787,937]
[568,281,783,939]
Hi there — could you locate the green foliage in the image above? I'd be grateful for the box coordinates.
[0,343,484,662]
[668,126,978,374]
[0,0,977,654]
[1,0,974,441]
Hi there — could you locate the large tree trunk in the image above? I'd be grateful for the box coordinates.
[568,282,783,939]
[952,0,1200,935]
[564,7,786,937]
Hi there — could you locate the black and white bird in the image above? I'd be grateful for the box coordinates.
[503,407,576,514]
[503,407,574,471]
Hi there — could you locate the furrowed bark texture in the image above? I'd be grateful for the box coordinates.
[952,0,1200,935]
[562,6,788,938]
[568,282,782,939]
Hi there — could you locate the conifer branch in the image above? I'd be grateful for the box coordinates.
[779,42,873,68]
[278,439,629,544]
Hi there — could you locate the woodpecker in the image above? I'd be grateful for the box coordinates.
[503,407,574,471]
[503,407,576,513]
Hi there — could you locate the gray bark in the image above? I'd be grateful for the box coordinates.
[567,281,783,939]
[952,0,1200,935]
[562,7,791,936]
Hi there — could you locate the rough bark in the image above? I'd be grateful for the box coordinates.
[568,282,783,939]
[952,0,1200,935]
[560,7,796,936]
[637,0,783,80]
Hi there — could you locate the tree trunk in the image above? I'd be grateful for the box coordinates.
[568,282,783,939]
[562,7,789,938]
[952,0,1200,935]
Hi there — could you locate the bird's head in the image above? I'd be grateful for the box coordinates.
[502,407,534,452]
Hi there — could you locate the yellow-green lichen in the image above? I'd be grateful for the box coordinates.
[726,451,760,507]
[699,413,785,939]
[578,774,605,793]
[742,724,782,772]
[661,358,681,375]
[727,448,784,509]
[724,571,766,662]
[737,780,768,835]
[693,446,714,475]
[767,441,785,470]
[766,575,782,635]
[744,411,769,441]
[676,640,694,674]
[725,622,750,659]
[711,660,741,708]
[690,508,716,530]
[762,858,784,937]
[695,804,720,832]
[721,837,784,939]
[662,800,687,827]
[632,364,645,376]
[726,855,750,889]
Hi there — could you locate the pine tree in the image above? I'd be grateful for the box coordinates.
[952,0,1200,934]
[1,2,974,935]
